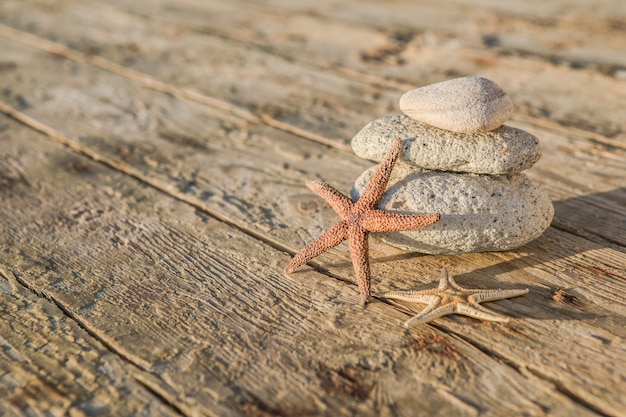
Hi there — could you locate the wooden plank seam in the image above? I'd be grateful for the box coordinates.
[0,263,190,416]
[0,23,352,151]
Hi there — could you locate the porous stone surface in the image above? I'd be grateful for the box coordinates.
[351,164,554,254]
[399,76,514,133]
[351,115,541,174]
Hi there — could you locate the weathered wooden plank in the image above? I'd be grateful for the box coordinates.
[0,36,625,414]
[0,269,180,416]
[101,0,626,87]
[0,0,394,149]
[2,0,625,153]
[238,0,626,69]
[1,116,602,416]
[85,0,626,147]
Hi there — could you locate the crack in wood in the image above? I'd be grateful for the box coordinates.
[0,23,351,151]
[433,323,614,417]
[525,367,613,417]
[0,2,624,414]
[0,100,300,260]
[0,264,188,417]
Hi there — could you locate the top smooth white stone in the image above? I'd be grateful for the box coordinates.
[399,76,514,134]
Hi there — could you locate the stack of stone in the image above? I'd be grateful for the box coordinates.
[351,76,553,254]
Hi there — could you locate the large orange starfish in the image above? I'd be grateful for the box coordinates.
[285,138,440,305]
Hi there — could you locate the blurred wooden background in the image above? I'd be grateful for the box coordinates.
[0,1,624,416]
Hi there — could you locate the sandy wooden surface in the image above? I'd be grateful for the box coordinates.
[0,1,624,416]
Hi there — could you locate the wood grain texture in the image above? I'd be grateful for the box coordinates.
[0,26,624,404]
[0,0,623,247]
[3,0,626,150]
[0,19,623,247]
[0,269,180,416]
[0,34,623,268]
[1,116,603,416]
[75,0,626,146]
[0,0,624,415]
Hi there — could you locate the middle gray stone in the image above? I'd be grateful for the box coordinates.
[351,115,541,175]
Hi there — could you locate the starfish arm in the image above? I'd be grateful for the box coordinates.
[284,221,348,273]
[438,268,453,291]
[456,303,511,323]
[348,225,371,305]
[405,302,455,327]
[376,297,416,315]
[305,180,353,218]
[355,138,404,210]
[378,291,440,306]
[471,289,529,303]
[361,210,440,232]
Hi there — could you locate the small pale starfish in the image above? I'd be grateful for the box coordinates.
[285,138,440,305]
[378,268,529,326]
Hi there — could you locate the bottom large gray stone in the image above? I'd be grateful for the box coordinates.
[351,164,554,254]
